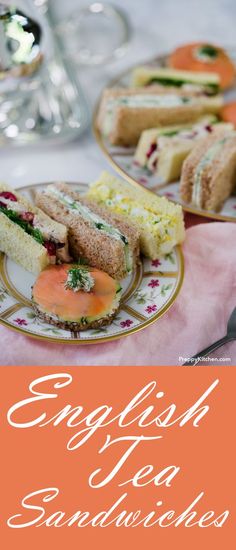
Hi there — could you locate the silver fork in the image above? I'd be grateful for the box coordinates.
[183,307,236,366]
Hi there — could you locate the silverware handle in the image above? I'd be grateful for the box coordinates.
[183,336,231,366]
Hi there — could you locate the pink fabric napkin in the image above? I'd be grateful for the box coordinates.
[1,222,236,366]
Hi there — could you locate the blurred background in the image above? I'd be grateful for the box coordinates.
[1,0,235,186]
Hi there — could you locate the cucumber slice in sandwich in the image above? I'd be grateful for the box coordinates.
[131,67,220,95]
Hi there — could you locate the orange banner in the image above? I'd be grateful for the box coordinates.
[0,366,235,549]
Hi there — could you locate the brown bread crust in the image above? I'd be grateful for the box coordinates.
[35,184,140,279]
[32,302,120,332]
[180,130,236,210]
[97,87,222,146]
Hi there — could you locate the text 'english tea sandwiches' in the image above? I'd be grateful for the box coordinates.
[35,183,140,280]
[87,171,185,259]
[97,87,223,146]
[0,183,70,274]
[32,264,122,332]
[180,129,236,211]
[131,66,220,96]
[134,117,234,183]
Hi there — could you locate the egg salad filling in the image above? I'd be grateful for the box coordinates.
[88,184,178,247]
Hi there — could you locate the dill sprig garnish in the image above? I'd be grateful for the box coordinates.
[65,266,95,293]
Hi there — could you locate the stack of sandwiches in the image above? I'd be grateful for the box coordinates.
[96,63,236,211]
[0,174,185,332]
[134,116,234,183]
[0,174,185,276]
[97,63,224,147]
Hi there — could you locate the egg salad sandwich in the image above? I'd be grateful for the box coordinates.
[87,171,185,258]
[180,129,236,210]
[97,87,223,146]
[0,183,70,274]
[131,66,221,96]
[32,264,122,332]
[134,117,234,183]
[35,183,140,280]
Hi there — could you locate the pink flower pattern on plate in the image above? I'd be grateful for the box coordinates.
[14,318,28,326]
[148,279,160,288]
[146,305,157,314]
[151,259,161,267]
[120,319,133,328]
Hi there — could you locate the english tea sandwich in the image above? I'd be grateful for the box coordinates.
[35,183,140,280]
[131,66,220,95]
[134,117,233,182]
[87,171,185,258]
[97,87,223,146]
[0,183,70,274]
[180,129,236,210]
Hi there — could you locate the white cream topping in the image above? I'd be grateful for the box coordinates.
[65,267,95,293]
[0,197,25,213]
[113,94,193,108]
[33,216,53,239]
[103,94,194,136]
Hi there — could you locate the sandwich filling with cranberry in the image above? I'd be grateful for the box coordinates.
[0,184,70,274]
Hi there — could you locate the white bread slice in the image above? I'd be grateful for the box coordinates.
[0,183,67,244]
[136,122,234,183]
[134,116,217,167]
[131,66,220,90]
[0,183,69,273]
[0,212,49,274]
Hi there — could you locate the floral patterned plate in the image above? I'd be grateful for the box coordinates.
[0,182,184,345]
[93,51,236,222]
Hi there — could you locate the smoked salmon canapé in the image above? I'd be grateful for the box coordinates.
[32,264,122,331]
[168,43,236,90]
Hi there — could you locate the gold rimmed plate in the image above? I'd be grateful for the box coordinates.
[0,182,184,345]
[93,51,236,222]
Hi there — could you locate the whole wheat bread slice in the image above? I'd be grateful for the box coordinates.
[180,129,236,210]
[32,302,120,332]
[97,87,222,146]
[35,183,140,279]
